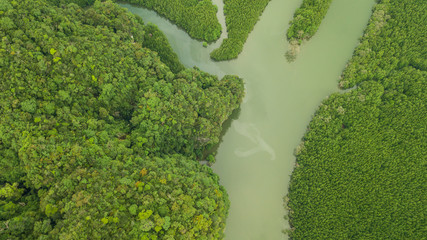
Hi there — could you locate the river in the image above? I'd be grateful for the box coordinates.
[121,0,375,239]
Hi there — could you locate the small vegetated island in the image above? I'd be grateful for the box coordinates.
[287,0,426,239]
[0,0,244,239]
[285,0,333,61]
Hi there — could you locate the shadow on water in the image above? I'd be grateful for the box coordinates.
[201,107,241,166]
[221,107,242,142]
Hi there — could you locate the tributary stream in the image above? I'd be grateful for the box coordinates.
[122,0,375,239]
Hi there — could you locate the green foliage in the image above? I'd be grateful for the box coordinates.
[285,0,333,61]
[71,0,184,73]
[129,204,138,215]
[47,0,97,7]
[44,204,58,218]
[286,0,333,42]
[210,0,271,61]
[123,0,222,42]
[287,0,426,239]
[0,183,23,200]
[139,209,153,220]
[0,0,244,239]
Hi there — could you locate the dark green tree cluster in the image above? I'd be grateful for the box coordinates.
[210,0,271,61]
[47,0,97,7]
[0,0,244,239]
[287,0,426,239]
[285,0,333,61]
[122,0,222,42]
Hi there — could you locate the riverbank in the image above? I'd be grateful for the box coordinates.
[123,0,376,238]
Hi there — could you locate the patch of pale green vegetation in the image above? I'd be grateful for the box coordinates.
[287,0,426,238]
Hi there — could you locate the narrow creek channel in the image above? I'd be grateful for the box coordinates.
[122,0,375,239]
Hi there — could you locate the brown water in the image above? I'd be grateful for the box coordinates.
[122,0,375,239]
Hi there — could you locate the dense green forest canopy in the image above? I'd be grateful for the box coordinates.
[285,0,333,61]
[51,0,184,73]
[210,0,271,61]
[287,0,426,239]
[0,0,244,239]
